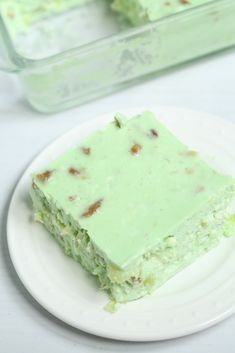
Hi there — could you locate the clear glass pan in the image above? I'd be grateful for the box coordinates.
[0,0,235,113]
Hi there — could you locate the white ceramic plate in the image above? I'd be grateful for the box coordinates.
[7,107,235,342]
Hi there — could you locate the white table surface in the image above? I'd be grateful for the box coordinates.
[1,48,235,352]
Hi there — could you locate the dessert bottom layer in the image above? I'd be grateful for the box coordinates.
[30,185,234,304]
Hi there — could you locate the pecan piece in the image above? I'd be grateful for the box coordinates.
[81,147,91,155]
[36,170,53,182]
[149,129,158,138]
[130,144,142,155]
[82,199,103,218]
[68,167,80,176]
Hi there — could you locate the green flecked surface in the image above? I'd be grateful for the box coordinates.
[31,112,235,270]
[111,0,214,25]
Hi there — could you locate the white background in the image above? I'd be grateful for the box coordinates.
[1,47,235,352]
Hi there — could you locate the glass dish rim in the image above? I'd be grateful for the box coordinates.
[0,0,228,70]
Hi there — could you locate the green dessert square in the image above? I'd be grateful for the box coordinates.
[30,112,235,303]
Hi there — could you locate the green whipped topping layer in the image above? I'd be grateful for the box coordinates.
[30,112,235,303]
[112,0,214,25]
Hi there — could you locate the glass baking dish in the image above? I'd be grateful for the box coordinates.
[0,0,235,113]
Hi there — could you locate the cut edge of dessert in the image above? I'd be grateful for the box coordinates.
[30,111,235,311]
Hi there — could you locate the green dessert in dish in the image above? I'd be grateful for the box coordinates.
[1,0,214,32]
[0,0,92,23]
[30,112,235,304]
[112,0,214,25]
[0,0,93,34]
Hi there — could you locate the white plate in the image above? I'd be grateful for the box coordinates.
[7,107,235,342]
